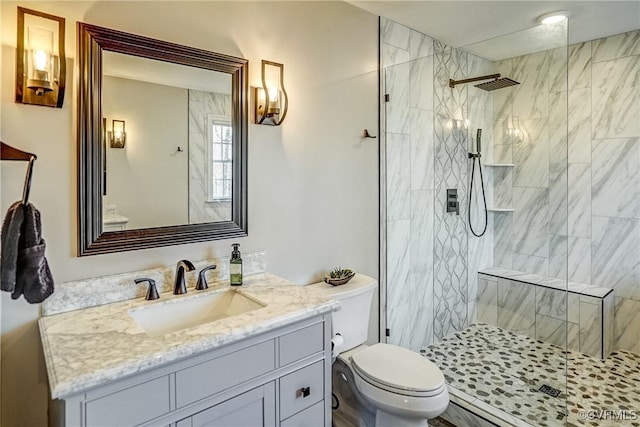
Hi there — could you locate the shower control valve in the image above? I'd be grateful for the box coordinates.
[447,188,460,215]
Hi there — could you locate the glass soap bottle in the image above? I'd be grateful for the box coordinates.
[230,243,243,286]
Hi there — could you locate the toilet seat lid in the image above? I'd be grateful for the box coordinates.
[351,343,445,393]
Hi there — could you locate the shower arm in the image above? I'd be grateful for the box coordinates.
[449,73,501,88]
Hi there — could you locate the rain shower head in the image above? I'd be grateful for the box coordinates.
[474,77,520,91]
[449,73,520,91]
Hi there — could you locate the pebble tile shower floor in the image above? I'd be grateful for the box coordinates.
[422,323,640,426]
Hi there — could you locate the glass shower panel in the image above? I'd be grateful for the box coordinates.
[383,49,437,353]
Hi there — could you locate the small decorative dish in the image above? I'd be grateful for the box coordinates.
[323,267,355,286]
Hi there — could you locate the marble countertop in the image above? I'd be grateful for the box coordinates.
[39,273,339,399]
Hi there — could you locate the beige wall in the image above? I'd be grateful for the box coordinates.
[103,76,189,229]
[0,2,379,426]
[0,2,3,421]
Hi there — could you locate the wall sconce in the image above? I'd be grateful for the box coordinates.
[255,60,288,126]
[15,7,66,108]
[109,120,126,148]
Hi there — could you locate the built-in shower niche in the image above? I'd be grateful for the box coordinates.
[476,268,614,360]
[484,163,514,212]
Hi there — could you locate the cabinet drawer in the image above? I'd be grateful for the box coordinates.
[85,376,170,426]
[176,339,275,408]
[280,400,324,427]
[279,322,324,366]
[279,361,324,420]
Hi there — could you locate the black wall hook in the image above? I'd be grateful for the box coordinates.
[363,129,377,139]
[1,142,37,205]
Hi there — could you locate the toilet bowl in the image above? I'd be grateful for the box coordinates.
[309,275,449,426]
[340,344,449,426]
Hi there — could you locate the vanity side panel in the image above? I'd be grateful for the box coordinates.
[49,395,83,427]
[323,314,332,427]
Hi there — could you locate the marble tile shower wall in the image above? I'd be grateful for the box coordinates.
[491,30,640,353]
[491,46,568,278]
[381,18,493,351]
[188,90,232,224]
[459,45,494,335]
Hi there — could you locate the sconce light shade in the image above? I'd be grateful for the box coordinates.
[255,60,288,126]
[15,7,66,108]
[109,120,126,148]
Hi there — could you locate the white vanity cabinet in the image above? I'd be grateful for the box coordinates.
[50,315,331,427]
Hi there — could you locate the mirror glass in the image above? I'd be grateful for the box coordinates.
[102,52,233,230]
[78,23,248,256]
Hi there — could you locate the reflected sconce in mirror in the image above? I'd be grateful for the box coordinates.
[15,7,65,108]
[255,60,288,126]
[448,118,469,131]
[109,120,126,148]
[507,116,524,142]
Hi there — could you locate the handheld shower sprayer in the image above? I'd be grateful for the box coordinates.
[468,129,488,237]
[469,129,482,159]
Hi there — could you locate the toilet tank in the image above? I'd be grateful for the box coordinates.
[309,274,377,351]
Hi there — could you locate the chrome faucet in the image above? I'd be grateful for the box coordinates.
[174,259,195,295]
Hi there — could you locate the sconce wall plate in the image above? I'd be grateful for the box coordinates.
[255,60,288,126]
[15,7,66,108]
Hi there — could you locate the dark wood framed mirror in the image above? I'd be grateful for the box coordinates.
[78,23,248,256]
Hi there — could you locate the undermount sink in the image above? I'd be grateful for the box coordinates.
[129,289,266,336]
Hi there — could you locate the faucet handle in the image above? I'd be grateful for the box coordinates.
[135,278,159,300]
[196,265,217,291]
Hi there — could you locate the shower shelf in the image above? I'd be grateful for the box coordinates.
[487,208,514,212]
[483,163,514,167]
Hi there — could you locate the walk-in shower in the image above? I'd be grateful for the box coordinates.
[381,14,640,427]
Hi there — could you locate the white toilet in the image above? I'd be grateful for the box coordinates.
[310,274,449,427]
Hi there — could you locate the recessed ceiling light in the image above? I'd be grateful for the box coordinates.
[538,10,569,25]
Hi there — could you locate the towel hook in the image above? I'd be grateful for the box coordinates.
[363,129,377,139]
[22,156,36,205]
[0,142,37,205]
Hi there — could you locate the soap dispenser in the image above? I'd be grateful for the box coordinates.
[230,243,243,286]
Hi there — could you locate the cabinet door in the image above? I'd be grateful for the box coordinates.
[177,383,276,427]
